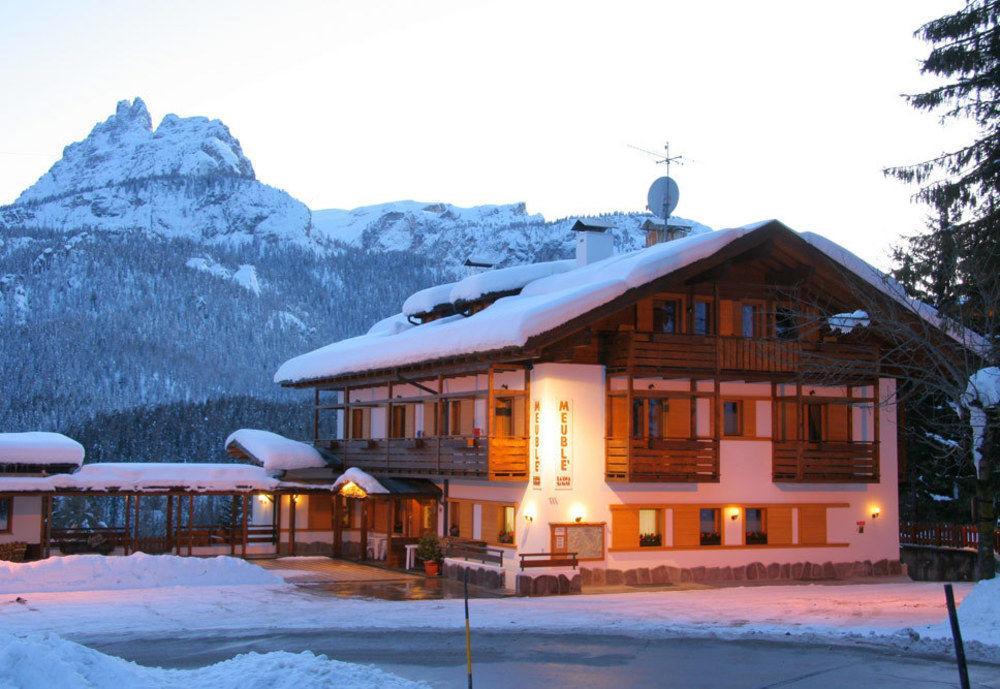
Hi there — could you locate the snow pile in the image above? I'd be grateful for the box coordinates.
[276,224,758,384]
[332,467,389,495]
[401,282,458,317]
[0,462,290,493]
[225,429,326,473]
[947,577,1000,648]
[0,432,84,466]
[828,310,869,333]
[0,633,428,689]
[0,554,283,595]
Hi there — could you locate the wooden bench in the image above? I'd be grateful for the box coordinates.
[519,552,579,570]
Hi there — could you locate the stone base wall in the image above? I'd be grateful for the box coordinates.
[443,560,507,591]
[582,558,905,587]
[514,572,582,596]
[901,546,977,581]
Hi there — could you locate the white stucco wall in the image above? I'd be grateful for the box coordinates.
[447,364,900,575]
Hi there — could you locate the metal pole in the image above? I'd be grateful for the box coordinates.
[464,568,473,689]
[944,584,970,689]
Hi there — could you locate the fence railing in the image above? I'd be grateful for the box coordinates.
[444,540,505,567]
[900,522,1000,551]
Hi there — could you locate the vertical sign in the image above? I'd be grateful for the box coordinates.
[531,400,541,489]
[555,399,572,490]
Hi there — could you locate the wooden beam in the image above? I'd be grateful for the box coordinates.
[289,494,297,556]
[124,495,132,556]
[241,493,249,558]
[187,494,194,557]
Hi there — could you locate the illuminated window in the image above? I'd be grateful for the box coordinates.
[745,508,767,545]
[700,508,721,545]
[499,505,516,544]
[639,508,662,547]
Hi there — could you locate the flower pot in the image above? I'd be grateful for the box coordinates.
[424,561,440,576]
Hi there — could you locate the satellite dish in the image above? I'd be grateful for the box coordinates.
[647,176,679,219]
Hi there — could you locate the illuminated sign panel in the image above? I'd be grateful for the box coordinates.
[531,400,541,490]
[555,399,572,490]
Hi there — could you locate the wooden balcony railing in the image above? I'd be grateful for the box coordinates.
[606,437,719,482]
[772,440,878,483]
[900,522,1000,551]
[332,436,528,480]
[605,332,878,378]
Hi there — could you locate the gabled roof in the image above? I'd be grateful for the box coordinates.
[274,220,983,387]
[224,429,327,474]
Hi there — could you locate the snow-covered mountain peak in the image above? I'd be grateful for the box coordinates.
[16,98,255,205]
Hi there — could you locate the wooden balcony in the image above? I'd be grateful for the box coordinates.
[332,436,528,481]
[606,437,719,482]
[605,332,878,379]
[772,440,878,483]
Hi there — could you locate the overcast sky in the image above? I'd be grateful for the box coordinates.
[0,1,969,267]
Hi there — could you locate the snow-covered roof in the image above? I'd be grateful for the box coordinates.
[0,463,331,493]
[331,467,389,495]
[401,282,458,317]
[275,220,985,386]
[0,432,85,467]
[225,429,326,474]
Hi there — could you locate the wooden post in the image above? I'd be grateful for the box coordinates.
[386,497,396,566]
[289,494,297,556]
[230,494,237,556]
[343,386,351,466]
[274,493,283,554]
[165,495,174,553]
[359,498,368,561]
[124,495,132,556]
[626,374,634,481]
[40,495,52,559]
[442,479,449,537]
[313,388,321,441]
[689,378,698,440]
[437,374,444,473]
[241,493,249,558]
[386,382,394,471]
[333,494,343,558]
[175,496,183,555]
[796,379,804,481]
[187,494,194,556]
[133,494,140,554]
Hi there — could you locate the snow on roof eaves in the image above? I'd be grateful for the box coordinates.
[0,432,84,466]
[275,219,982,386]
[0,462,333,493]
[224,429,326,474]
[401,282,458,318]
[331,467,389,495]
[275,225,760,384]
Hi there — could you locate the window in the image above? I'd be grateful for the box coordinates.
[653,299,681,334]
[499,505,516,544]
[723,401,743,436]
[647,398,663,439]
[631,399,645,439]
[700,508,721,545]
[639,508,662,547]
[807,403,823,443]
[775,307,798,340]
[745,508,767,545]
[448,500,462,537]
[443,400,463,436]
[0,497,9,533]
[741,303,760,338]
[693,300,712,335]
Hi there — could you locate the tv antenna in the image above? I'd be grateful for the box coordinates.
[627,140,686,177]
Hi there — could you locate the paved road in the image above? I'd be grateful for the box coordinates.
[89,630,999,688]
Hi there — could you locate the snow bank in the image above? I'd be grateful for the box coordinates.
[950,577,1000,648]
[0,554,283,595]
[0,633,427,689]
[0,432,84,466]
[225,429,325,473]
[331,467,388,495]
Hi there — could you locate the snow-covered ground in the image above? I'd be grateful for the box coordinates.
[0,633,427,689]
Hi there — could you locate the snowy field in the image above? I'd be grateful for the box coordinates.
[0,555,996,687]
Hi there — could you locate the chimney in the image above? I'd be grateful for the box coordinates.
[570,219,615,266]
[642,219,690,247]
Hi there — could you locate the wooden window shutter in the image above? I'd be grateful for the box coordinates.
[481,503,499,545]
[827,404,850,442]
[798,506,827,545]
[372,500,389,532]
[718,300,734,336]
[459,501,474,539]
[673,506,700,547]
[666,398,691,438]
[636,298,653,332]
[767,506,793,545]
[611,508,640,549]
[610,396,629,439]
[460,399,475,436]
[744,399,757,437]
[405,404,416,437]
[779,401,798,441]
[422,402,437,436]
[307,495,332,530]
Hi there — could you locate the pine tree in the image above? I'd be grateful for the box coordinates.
[888,1,999,579]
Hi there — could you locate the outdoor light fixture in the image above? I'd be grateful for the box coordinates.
[728,507,740,521]
[570,503,586,523]
[523,504,536,523]
[871,506,881,519]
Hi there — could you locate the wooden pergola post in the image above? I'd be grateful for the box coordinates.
[333,494,343,558]
[175,496,183,555]
[288,494,297,556]
[229,494,237,556]
[386,497,395,566]
[132,494,141,554]
[359,499,368,561]
[40,495,52,559]
[165,495,174,553]
[187,494,194,556]
[241,493,249,558]
[124,495,132,556]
